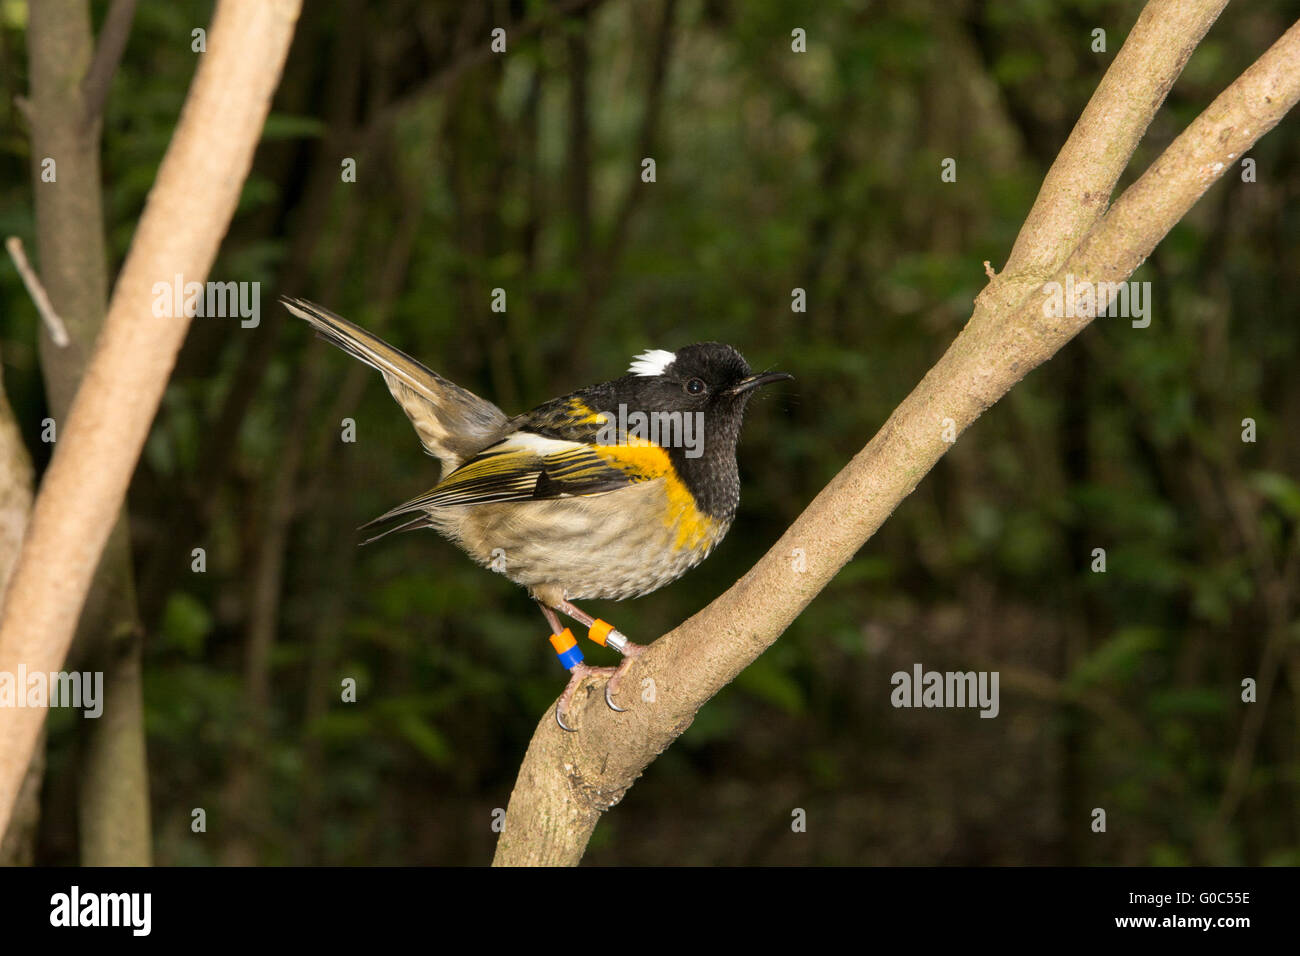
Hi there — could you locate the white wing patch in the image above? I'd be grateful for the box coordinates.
[628,348,676,377]
[488,431,587,456]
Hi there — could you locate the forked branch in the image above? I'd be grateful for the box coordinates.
[493,11,1300,866]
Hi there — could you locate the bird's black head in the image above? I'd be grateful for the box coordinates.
[596,343,792,520]
[612,342,792,417]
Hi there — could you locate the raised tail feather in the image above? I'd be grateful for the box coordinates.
[358,513,433,546]
[279,296,507,475]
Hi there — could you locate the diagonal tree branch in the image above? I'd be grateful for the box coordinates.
[492,14,1300,866]
[81,0,138,129]
[0,0,303,837]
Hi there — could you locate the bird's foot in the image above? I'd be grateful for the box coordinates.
[541,601,647,729]
[575,612,645,712]
[555,663,621,731]
[603,641,645,713]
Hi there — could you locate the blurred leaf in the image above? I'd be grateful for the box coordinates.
[160,592,212,658]
[260,112,328,141]
[1067,626,1162,690]
[1250,471,1300,520]
[734,656,806,715]
[1147,688,1227,718]
[393,713,453,767]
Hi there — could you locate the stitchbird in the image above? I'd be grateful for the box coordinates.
[280,297,791,728]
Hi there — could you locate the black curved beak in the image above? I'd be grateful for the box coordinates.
[724,371,794,396]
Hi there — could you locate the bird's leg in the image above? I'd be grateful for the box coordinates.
[555,599,646,656]
[538,601,564,636]
[537,601,616,732]
[555,599,645,713]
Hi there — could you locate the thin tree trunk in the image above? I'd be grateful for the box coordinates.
[25,0,150,866]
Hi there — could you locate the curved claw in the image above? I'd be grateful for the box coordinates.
[555,701,576,732]
[605,681,627,713]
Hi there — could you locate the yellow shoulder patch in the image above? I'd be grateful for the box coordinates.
[566,398,608,426]
[592,441,719,552]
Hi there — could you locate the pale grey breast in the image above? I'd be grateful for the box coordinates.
[429,478,731,601]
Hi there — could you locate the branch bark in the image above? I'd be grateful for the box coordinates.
[493,11,1300,865]
[81,0,138,129]
[978,0,1228,315]
[0,358,36,865]
[0,0,302,837]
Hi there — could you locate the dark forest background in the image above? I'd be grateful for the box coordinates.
[2,0,1298,865]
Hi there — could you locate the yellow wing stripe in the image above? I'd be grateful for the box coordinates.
[565,399,609,426]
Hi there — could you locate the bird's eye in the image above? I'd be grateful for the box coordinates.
[684,377,706,396]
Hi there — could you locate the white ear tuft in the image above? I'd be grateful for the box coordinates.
[628,348,676,377]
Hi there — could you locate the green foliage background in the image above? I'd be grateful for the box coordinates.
[1,0,1298,864]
